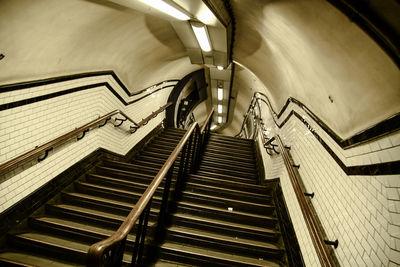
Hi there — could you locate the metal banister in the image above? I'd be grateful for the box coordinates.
[86,108,214,266]
[0,102,172,176]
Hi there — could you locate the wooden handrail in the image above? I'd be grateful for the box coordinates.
[87,122,199,265]
[0,102,172,176]
[275,135,336,267]
[200,108,215,134]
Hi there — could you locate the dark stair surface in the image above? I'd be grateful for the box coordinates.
[0,128,288,266]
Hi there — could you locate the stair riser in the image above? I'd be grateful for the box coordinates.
[180,193,274,215]
[207,138,254,148]
[28,218,150,251]
[75,182,168,204]
[199,161,256,174]
[95,167,159,182]
[200,157,256,169]
[206,143,254,153]
[188,176,272,195]
[61,193,162,216]
[185,184,269,205]
[159,248,264,267]
[166,232,283,260]
[198,166,257,179]
[204,148,254,158]
[209,135,253,144]
[7,235,87,265]
[202,152,255,164]
[194,171,257,185]
[46,205,121,228]
[176,205,277,228]
[171,216,280,243]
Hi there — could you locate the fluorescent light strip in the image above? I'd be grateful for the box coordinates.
[218,104,222,113]
[210,125,217,130]
[139,0,190,20]
[217,88,223,100]
[217,66,223,70]
[218,116,222,123]
[191,24,212,52]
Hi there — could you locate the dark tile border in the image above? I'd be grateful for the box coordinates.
[0,71,178,110]
[0,123,163,237]
[258,94,400,149]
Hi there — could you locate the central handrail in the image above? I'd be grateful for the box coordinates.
[0,102,172,176]
[87,122,199,265]
[87,108,214,266]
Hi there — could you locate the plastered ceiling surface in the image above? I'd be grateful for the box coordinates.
[0,0,200,92]
[231,0,400,139]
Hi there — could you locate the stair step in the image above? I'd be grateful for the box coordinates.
[176,201,278,228]
[205,146,254,156]
[172,213,280,242]
[203,151,255,164]
[0,250,83,267]
[201,156,256,169]
[181,191,274,214]
[188,173,270,195]
[29,216,138,248]
[166,226,283,259]
[199,160,256,174]
[209,133,253,144]
[185,182,269,205]
[206,142,254,153]
[198,165,258,180]
[208,137,254,148]
[193,170,257,184]
[159,241,281,267]
[8,232,90,264]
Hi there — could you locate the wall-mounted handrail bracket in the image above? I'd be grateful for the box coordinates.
[130,126,139,134]
[284,145,291,150]
[77,129,89,141]
[292,164,300,168]
[324,239,339,249]
[98,118,111,128]
[38,147,53,162]
[304,192,315,198]
[114,117,127,127]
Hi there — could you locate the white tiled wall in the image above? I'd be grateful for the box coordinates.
[256,99,400,266]
[0,75,174,213]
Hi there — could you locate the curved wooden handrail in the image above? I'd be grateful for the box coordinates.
[0,102,172,176]
[87,122,199,265]
[275,135,336,267]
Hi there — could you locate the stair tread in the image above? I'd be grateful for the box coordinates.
[186,182,268,199]
[189,174,268,190]
[0,251,83,267]
[161,242,281,267]
[195,170,257,182]
[32,216,136,242]
[182,191,273,209]
[168,226,280,250]
[50,204,127,221]
[14,232,90,253]
[173,213,279,234]
[178,201,276,220]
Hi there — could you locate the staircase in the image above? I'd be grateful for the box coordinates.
[0,128,288,266]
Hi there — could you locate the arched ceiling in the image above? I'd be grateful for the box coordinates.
[0,0,200,92]
[1,0,399,139]
[230,0,399,139]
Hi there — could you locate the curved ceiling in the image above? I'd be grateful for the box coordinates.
[0,0,200,92]
[1,0,398,139]
[231,0,399,139]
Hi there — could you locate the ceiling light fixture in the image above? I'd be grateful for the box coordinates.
[217,88,223,100]
[218,116,222,123]
[217,65,223,70]
[191,22,212,52]
[139,0,190,20]
[218,104,222,113]
[210,125,217,130]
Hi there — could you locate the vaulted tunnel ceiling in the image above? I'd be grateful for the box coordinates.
[0,0,399,138]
